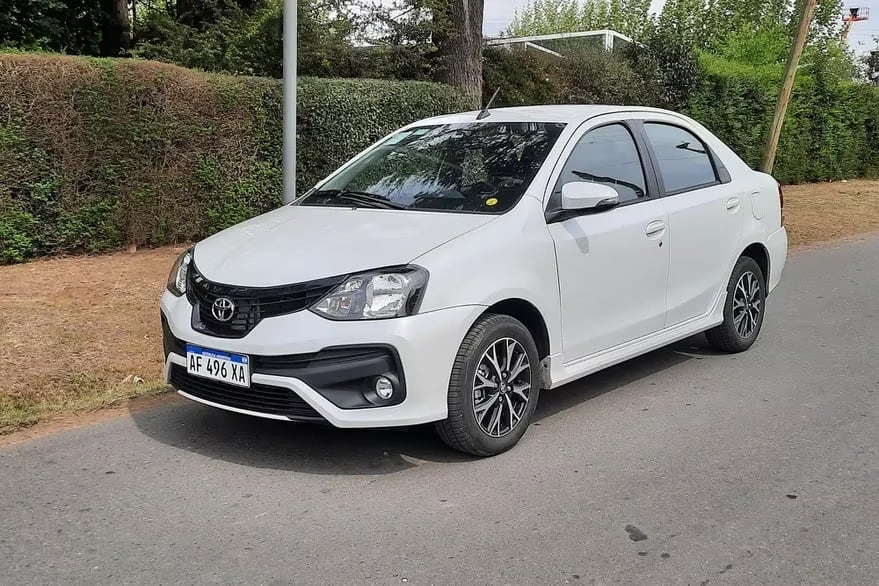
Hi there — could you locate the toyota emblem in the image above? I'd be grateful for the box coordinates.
[211,297,236,322]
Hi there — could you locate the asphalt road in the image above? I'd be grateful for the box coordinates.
[2,236,878,585]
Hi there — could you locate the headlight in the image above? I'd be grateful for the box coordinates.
[310,267,428,320]
[166,249,193,296]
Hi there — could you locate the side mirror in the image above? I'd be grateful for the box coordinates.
[561,182,620,211]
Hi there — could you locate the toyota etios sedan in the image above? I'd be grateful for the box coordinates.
[161,105,787,456]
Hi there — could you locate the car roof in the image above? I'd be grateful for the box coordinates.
[415,105,684,126]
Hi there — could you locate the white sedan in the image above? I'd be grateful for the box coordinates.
[161,105,787,456]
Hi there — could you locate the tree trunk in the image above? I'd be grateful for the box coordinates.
[100,0,131,56]
[434,0,485,109]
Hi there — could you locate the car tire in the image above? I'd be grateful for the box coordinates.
[706,256,766,353]
[436,314,541,457]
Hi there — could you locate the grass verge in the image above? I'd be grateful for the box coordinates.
[0,246,186,434]
[1,180,878,434]
[783,180,879,247]
[0,380,169,434]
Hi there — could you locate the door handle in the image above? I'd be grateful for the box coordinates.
[645,220,666,239]
[726,197,741,212]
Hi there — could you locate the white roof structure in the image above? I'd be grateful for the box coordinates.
[418,105,676,125]
[486,29,636,55]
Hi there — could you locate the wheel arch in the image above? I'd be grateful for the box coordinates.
[740,242,770,289]
[479,298,552,361]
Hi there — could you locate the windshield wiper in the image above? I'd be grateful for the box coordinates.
[338,191,409,210]
[312,189,408,210]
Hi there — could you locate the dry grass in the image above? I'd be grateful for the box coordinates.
[784,180,879,247]
[1,180,878,434]
[0,246,185,433]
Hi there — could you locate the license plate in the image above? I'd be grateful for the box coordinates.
[186,344,250,388]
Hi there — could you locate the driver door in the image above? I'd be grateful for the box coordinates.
[546,120,670,363]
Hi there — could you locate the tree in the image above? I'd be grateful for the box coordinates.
[655,0,709,48]
[433,0,485,108]
[506,0,584,35]
[100,0,132,56]
[0,0,105,55]
[0,0,136,57]
[177,0,197,22]
[626,24,700,108]
[133,1,366,78]
[296,0,359,77]
[503,0,700,109]
[507,0,845,51]
[866,48,879,84]
[506,0,651,39]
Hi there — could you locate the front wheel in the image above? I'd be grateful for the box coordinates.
[706,256,766,353]
[436,314,540,456]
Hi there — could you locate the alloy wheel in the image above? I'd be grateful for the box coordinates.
[733,270,761,339]
[471,338,532,438]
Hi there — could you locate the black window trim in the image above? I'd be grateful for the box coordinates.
[633,120,732,198]
[544,119,660,222]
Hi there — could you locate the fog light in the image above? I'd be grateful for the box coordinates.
[375,376,394,400]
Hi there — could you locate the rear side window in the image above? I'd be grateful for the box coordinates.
[644,123,718,194]
[554,124,647,203]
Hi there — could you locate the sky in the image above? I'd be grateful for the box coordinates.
[845,2,879,51]
[482,0,529,36]
[480,0,878,52]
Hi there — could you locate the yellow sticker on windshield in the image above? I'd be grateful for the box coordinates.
[485,198,498,206]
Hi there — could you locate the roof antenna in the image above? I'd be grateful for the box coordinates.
[477,87,501,120]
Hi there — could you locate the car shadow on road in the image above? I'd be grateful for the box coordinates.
[130,335,707,475]
[534,335,701,422]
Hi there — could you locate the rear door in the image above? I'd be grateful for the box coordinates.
[546,118,670,363]
[635,117,744,326]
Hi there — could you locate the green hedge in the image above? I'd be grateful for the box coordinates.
[483,48,879,185]
[685,54,879,184]
[0,53,468,264]
[297,77,469,194]
[4,51,878,264]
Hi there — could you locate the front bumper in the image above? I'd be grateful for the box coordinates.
[161,290,484,428]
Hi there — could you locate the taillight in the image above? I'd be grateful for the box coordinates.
[778,184,785,226]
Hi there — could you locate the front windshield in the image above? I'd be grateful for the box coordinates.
[299,121,566,214]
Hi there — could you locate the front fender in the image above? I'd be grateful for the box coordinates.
[413,197,563,355]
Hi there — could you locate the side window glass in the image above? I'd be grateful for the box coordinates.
[644,123,718,193]
[554,124,647,204]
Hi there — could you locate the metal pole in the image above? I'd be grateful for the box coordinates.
[760,0,817,175]
[283,0,297,204]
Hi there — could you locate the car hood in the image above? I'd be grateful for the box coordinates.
[193,205,495,286]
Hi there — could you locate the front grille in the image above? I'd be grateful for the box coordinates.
[186,262,346,338]
[169,365,324,421]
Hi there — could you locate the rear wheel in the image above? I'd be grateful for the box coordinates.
[436,314,540,456]
[706,256,766,353]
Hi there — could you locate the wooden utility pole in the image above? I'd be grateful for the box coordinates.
[283,0,297,204]
[761,0,818,174]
